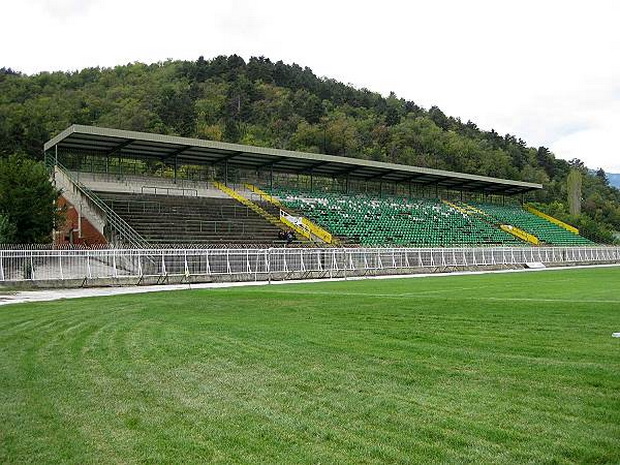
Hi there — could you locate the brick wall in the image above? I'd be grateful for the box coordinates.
[55,196,107,246]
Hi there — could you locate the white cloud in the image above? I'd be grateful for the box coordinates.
[24,0,96,19]
[2,0,619,172]
[550,93,620,172]
[552,128,619,172]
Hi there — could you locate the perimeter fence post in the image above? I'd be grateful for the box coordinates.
[137,251,142,278]
[30,253,35,281]
[267,248,271,283]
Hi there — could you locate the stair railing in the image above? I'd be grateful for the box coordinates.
[49,158,150,249]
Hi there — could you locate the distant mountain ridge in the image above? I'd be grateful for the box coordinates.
[607,173,620,188]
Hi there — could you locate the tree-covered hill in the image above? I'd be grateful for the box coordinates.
[0,56,618,243]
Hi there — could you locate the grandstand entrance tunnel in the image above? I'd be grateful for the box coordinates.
[43,125,594,248]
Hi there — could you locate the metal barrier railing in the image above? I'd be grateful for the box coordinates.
[140,186,198,197]
[1,246,618,282]
[104,198,253,217]
[65,170,213,191]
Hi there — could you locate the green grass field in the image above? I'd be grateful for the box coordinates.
[1,267,619,464]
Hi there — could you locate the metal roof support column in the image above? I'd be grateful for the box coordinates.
[269,166,273,189]
[310,173,314,193]
[224,161,229,187]
[118,153,122,178]
[435,183,439,198]
[345,174,350,194]
[379,181,383,198]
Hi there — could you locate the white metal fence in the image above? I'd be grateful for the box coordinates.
[1,246,619,283]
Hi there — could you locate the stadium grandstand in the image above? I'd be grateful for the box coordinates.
[44,124,595,249]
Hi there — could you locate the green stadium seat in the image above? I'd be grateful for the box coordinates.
[469,202,594,246]
[264,187,523,247]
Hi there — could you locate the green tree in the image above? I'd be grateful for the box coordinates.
[0,214,17,243]
[155,83,196,136]
[595,168,608,185]
[0,155,61,243]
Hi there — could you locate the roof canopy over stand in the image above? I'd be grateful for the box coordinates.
[45,125,542,196]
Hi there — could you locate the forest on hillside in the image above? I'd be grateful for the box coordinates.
[0,55,618,243]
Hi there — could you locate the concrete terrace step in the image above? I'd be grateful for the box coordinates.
[95,190,286,245]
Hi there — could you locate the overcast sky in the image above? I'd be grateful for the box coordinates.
[4,0,619,172]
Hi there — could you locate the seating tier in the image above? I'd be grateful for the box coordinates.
[96,192,283,245]
[469,202,594,246]
[267,188,522,247]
